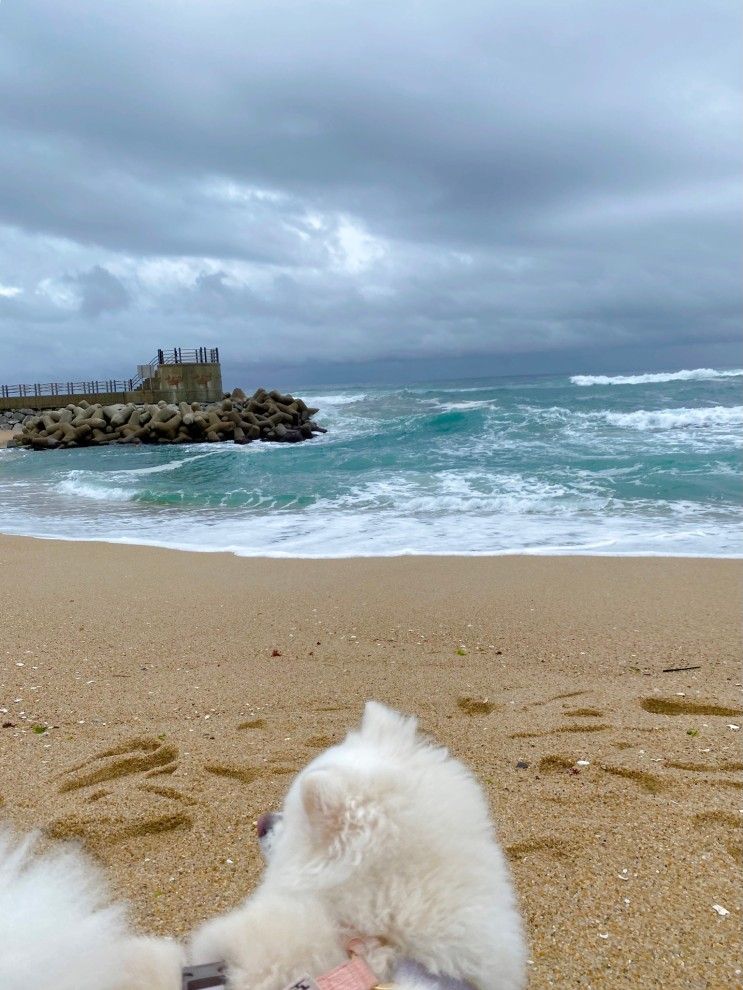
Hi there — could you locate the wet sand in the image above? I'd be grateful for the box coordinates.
[0,535,740,987]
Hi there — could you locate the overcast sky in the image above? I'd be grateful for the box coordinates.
[0,0,740,388]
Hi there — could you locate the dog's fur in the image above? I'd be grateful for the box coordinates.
[191,702,525,988]
[0,830,184,990]
[1,703,525,990]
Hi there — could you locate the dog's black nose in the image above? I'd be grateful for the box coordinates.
[256,812,277,839]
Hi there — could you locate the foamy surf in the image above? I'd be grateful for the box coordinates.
[571,367,743,386]
[602,405,743,432]
[57,477,136,501]
[1,371,741,558]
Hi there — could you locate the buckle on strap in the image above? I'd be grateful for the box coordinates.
[182,961,228,989]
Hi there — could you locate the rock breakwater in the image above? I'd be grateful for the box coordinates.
[7,388,326,450]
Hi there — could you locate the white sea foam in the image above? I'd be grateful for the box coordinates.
[3,494,738,558]
[304,392,368,406]
[409,385,494,395]
[436,399,497,412]
[57,478,135,501]
[315,471,574,517]
[108,448,222,477]
[571,368,743,386]
[3,453,742,557]
[523,403,743,436]
[601,405,743,431]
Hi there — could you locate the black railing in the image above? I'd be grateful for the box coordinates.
[1,347,220,399]
[0,380,137,399]
[130,348,220,389]
[157,347,219,365]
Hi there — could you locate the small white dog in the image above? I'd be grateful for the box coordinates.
[191,702,525,989]
[1,702,526,990]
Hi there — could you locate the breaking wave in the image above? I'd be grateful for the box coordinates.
[601,405,743,431]
[57,478,135,501]
[571,368,743,387]
[435,400,497,412]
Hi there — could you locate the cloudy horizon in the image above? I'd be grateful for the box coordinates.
[0,0,740,389]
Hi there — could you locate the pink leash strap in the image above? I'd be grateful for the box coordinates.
[283,939,383,990]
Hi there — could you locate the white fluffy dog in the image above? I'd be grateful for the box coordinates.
[191,702,525,989]
[0,702,525,990]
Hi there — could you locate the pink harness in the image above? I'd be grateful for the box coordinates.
[182,941,475,990]
[283,940,387,990]
[283,940,476,990]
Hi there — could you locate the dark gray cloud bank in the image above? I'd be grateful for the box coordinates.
[0,0,740,388]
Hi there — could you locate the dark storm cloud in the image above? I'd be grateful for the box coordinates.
[0,0,740,383]
[65,265,130,318]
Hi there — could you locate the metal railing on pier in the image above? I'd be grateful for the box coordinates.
[156,347,219,366]
[0,380,137,399]
[0,347,221,399]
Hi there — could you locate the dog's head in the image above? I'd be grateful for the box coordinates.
[196,702,524,990]
[256,700,490,895]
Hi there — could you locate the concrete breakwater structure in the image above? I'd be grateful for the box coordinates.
[0,347,223,411]
[8,390,326,449]
[1,347,326,449]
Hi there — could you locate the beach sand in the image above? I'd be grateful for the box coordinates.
[0,535,740,987]
[0,429,13,447]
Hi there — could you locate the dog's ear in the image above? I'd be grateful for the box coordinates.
[300,770,348,839]
[300,768,386,857]
[361,701,417,746]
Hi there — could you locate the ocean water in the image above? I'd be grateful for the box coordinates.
[0,368,741,557]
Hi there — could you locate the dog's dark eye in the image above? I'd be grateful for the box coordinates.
[256,812,281,839]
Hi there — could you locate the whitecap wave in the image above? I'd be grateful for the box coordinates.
[571,368,743,386]
[525,402,743,436]
[108,448,223,477]
[57,478,136,501]
[602,405,743,431]
[303,392,368,406]
[436,399,497,412]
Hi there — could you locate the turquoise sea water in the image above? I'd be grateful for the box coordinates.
[0,368,741,557]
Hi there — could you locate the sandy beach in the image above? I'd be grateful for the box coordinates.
[0,536,740,987]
